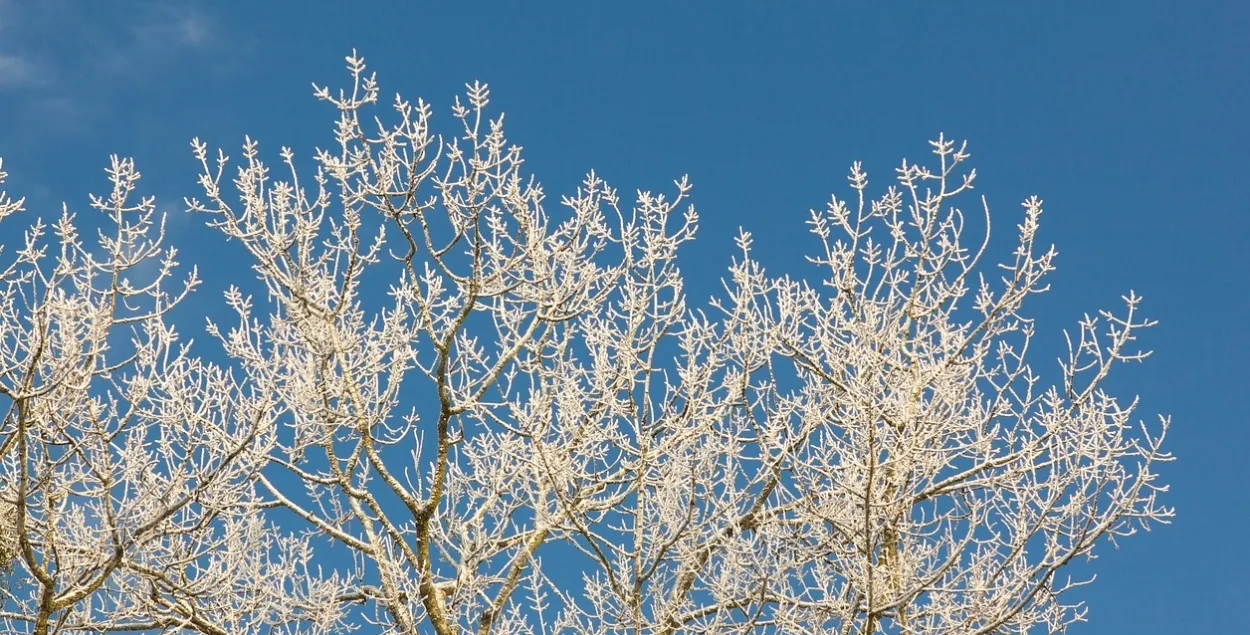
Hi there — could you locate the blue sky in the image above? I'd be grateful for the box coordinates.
[1,1,1247,632]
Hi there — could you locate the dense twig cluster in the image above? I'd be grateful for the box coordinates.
[0,488,15,579]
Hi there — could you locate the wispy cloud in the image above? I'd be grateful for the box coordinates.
[90,5,222,79]
[138,6,215,48]
[0,1,39,90]
[0,52,35,88]
[0,1,245,140]
[100,5,218,73]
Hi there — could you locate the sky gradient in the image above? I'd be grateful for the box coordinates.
[1,1,1247,632]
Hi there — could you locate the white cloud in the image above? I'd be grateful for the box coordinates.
[131,5,215,50]
[0,2,251,145]
[0,52,34,88]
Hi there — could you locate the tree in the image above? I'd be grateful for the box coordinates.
[0,53,1173,634]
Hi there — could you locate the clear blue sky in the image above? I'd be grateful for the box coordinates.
[1,2,1246,632]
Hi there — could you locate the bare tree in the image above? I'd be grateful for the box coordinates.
[0,156,339,634]
[0,54,1173,634]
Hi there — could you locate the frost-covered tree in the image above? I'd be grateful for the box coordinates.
[0,54,1173,634]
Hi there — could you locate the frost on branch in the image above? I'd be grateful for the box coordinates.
[0,486,15,580]
[0,52,1173,635]
[0,157,329,633]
